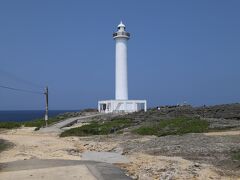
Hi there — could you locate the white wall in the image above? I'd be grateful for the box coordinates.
[115,38,128,100]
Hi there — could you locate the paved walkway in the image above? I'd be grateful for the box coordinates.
[39,114,102,133]
[0,159,131,180]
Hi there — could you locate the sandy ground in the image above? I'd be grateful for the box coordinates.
[204,130,240,136]
[0,128,81,163]
[0,127,239,179]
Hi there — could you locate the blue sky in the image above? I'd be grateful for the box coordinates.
[0,0,240,110]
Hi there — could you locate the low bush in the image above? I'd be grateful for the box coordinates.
[0,122,21,129]
[0,139,13,152]
[232,151,240,161]
[134,117,209,136]
[0,115,67,130]
[60,118,132,137]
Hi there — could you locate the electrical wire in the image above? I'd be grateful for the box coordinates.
[0,69,44,89]
[0,85,44,95]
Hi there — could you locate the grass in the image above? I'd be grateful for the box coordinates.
[232,151,240,161]
[0,114,69,130]
[133,117,209,136]
[60,117,210,137]
[0,122,22,129]
[60,118,132,137]
[22,116,66,128]
[0,139,13,152]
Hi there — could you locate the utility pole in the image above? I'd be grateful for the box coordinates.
[44,86,48,127]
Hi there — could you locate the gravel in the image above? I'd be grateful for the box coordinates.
[121,133,240,171]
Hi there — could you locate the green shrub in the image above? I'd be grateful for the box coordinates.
[0,139,13,152]
[0,115,67,130]
[0,122,21,129]
[23,119,45,128]
[60,118,132,137]
[232,151,240,161]
[134,117,209,136]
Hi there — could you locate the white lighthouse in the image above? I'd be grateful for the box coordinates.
[115,21,129,100]
[98,22,147,113]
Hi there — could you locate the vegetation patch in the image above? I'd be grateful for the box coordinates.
[22,116,66,128]
[60,118,132,137]
[0,122,22,129]
[133,117,209,136]
[0,114,70,130]
[0,139,13,152]
[232,151,240,161]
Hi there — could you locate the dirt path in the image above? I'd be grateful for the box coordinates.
[204,130,240,136]
[0,128,81,163]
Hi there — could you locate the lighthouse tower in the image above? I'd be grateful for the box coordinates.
[98,22,147,113]
[114,21,129,100]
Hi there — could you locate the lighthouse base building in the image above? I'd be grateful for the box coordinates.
[98,100,147,113]
[98,22,147,113]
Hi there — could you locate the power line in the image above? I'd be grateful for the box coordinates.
[0,85,43,95]
[0,69,44,89]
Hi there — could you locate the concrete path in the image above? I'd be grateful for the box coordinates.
[39,114,102,133]
[82,151,130,164]
[0,159,131,180]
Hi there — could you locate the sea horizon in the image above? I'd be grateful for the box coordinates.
[0,110,79,122]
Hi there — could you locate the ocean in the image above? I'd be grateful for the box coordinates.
[0,110,78,122]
